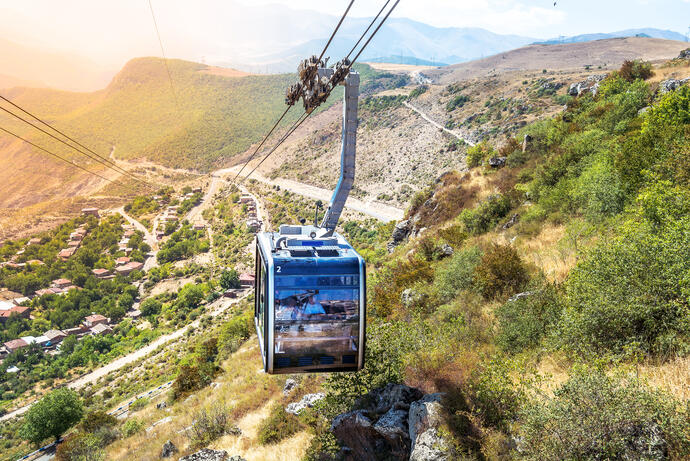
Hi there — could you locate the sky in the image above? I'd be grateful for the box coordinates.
[0,0,688,71]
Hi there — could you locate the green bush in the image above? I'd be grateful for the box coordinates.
[188,404,238,448]
[218,310,253,357]
[121,417,143,437]
[434,246,482,302]
[446,94,469,112]
[519,368,690,460]
[20,387,84,444]
[467,358,526,431]
[474,244,529,299]
[460,194,512,235]
[562,201,690,356]
[573,153,625,220]
[496,282,563,353]
[466,142,495,168]
[618,59,655,82]
[257,404,302,445]
[55,432,105,461]
[79,410,117,433]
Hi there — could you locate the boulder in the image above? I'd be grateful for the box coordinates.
[439,244,454,258]
[156,401,167,410]
[370,384,424,415]
[373,408,411,459]
[409,394,444,448]
[508,291,535,302]
[391,220,411,242]
[679,48,690,59]
[283,378,297,396]
[401,289,427,309]
[503,213,519,230]
[160,440,177,458]
[659,78,690,94]
[488,157,507,168]
[286,392,325,415]
[410,428,450,461]
[569,74,607,97]
[331,410,380,461]
[179,449,228,461]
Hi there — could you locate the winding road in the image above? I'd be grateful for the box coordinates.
[403,101,476,147]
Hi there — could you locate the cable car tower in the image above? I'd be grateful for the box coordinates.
[253,57,365,374]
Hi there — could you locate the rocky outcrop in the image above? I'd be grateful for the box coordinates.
[569,74,607,97]
[659,78,690,94]
[439,244,454,258]
[409,394,449,461]
[388,220,411,252]
[488,157,507,168]
[401,289,427,310]
[286,393,325,415]
[160,440,177,458]
[179,449,229,461]
[331,385,453,461]
[503,213,519,230]
[283,378,297,396]
[679,48,690,59]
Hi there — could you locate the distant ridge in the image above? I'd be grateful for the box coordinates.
[366,56,448,67]
[534,28,687,45]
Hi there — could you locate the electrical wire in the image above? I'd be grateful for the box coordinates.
[350,0,401,66]
[0,125,123,186]
[318,0,355,62]
[231,106,291,183]
[240,111,310,183]
[148,0,179,108]
[0,98,153,187]
[345,0,391,61]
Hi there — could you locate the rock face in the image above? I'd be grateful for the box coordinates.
[160,440,177,458]
[659,78,690,94]
[439,244,454,258]
[286,393,325,415]
[503,213,519,230]
[331,384,453,461]
[388,220,411,252]
[409,393,449,461]
[569,74,607,97]
[179,449,228,461]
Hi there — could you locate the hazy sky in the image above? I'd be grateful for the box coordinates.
[1,0,688,70]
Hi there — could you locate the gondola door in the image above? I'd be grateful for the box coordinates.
[254,244,269,371]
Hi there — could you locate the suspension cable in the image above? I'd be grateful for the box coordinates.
[319,0,355,61]
[345,0,391,61]
[0,125,123,186]
[350,0,401,66]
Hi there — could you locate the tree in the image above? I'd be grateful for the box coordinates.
[219,269,241,290]
[20,387,84,444]
[140,298,162,317]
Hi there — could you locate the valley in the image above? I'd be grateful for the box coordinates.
[0,24,689,461]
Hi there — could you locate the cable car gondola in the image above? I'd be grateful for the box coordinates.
[254,69,364,373]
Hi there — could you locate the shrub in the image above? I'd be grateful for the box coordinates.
[121,417,143,437]
[573,153,625,220]
[446,94,469,111]
[618,59,654,82]
[519,368,690,460]
[129,397,149,412]
[55,432,105,461]
[218,310,253,357]
[474,244,529,299]
[409,85,428,98]
[495,282,563,353]
[79,410,117,433]
[467,358,526,431]
[434,246,482,302]
[561,199,690,355]
[188,404,238,448]
[219,269,241,290]
[466,142,495,168]
[460,194,512,235]
[257,403,302,445]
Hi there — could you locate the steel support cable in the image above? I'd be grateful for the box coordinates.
[231,105,291,183]
[0,125,123,186]
[148,0,179,108]
[345,0,391,61]
[319,0,356,61]
[350,0,401,66]
[241,111,310,183]
[0,106,148,185]
[0,99,153,188]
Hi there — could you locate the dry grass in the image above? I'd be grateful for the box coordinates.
[517,223,575,282]
[105,339,310,461]
[640,355,690,401]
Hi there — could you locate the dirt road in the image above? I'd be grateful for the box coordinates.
[403,101,476,147]
[220,167,404,222]
[116,207,158,271]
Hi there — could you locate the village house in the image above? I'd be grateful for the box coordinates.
[67,240,80,248]
[92,268,112,279]
[0,305,32,323]
[115,256,131,266]
[124,229,135,238]
[52,279,72,289]
[115,261,144,276]
[0,288,23,301]
[81,207,100,218]
[44,329,67,345]
[239,195,253,204]
[239,273,255,287]
[192,187,202,193]
[34,288,59,297]
[58,247,77,261]
[4,338,28,353]
[84,314,108,328]
[64,325,89,336]
[90,323,113,336]
[126,309,142,319]
[69,232,84,241]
